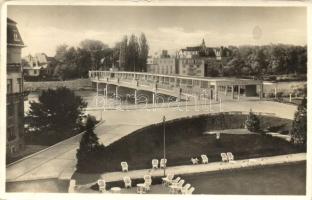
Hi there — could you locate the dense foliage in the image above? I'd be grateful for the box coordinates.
[291,97,307,148]
[25,87,87,144]
[223,45,307,78]
[50,33,149,80]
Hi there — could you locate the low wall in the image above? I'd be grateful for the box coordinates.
[24,79,92,91]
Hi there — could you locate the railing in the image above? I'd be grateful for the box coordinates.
[89,71,263,100]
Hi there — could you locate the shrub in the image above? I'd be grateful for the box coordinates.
[245,110,260,132]
[291,98,307,148]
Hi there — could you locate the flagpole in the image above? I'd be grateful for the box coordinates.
[163,115,166,176]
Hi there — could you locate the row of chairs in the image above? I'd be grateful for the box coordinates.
[221,152,235,162]
[162,173,195,194]
[191,154,209,164]
[121,159,168,172]
[98,174,152,193]
[121,152,233,172]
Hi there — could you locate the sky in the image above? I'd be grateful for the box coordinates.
[8,6,307,57]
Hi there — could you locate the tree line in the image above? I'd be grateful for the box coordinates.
[222,44,307,78]
[49,33,149,80]
[46,40,305,80]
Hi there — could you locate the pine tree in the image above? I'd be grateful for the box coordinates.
[76,116,101,171]
[245,109,260,132]
[291,97,307,147]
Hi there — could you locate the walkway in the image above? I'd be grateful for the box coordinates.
[6,100,297,183]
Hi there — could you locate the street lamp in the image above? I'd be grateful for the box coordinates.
[163,115,166,176]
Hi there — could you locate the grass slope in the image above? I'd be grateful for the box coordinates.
[78,113,301,173]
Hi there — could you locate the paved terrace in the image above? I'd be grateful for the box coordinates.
[74,152,306,191]
[6,100,297,183]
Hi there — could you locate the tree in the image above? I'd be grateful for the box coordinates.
[139,33,149,72]
[127,34,140,72]
[54,44,68,63]
[291,97,307,148]
[76,116,103,172]
[79,39,109,70]
[26,87,87,135]
[245,109,260,132]
[119,36,128,71]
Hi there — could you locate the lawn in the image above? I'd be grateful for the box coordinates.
[98,162,306,195]
[76,113,303,173]
[183,161,306,195]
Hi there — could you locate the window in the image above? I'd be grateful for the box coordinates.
[34,70,37,75]
[17,78,22,93]
[13,30,20,41]
[7,79,13,94]
[7,127,16,141]
[7,104,14,117]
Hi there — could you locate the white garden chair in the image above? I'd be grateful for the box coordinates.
[161,173,174,185]
[123,176,132,188]
[221,153,228,162]
[143,174,152,191]
[176,179,185,190]
[152,159,159,169]
[160,158,167,168]
[97,179,106,192]
[121,161,128,172]
[181,183,191,194]
[201,154,209,164]
[171,177,181,185]
[191,157,199,164]
[226,152,234,161]
[186,187,195,194]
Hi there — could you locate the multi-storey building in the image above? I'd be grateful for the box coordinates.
[7,18,25,157]
[153,57,177,75]
[177,58,205,77]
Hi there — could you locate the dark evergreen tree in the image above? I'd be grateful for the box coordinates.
[76,116,102,171]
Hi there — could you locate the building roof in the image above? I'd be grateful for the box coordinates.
[7,18,25,47]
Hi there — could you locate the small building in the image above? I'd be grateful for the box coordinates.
[7,18,26,157]
[22,53,49,78]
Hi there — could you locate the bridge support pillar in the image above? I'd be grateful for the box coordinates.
[231,85,234,99]
[134,89,138,104]
[115,86,119,100]
[225,85,228,96]
[259,84,263,100]
[238,85,241,101]
[214,85,218,101]
[105,84,108,99]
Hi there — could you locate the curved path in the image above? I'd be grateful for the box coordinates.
[6,100,297,184]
